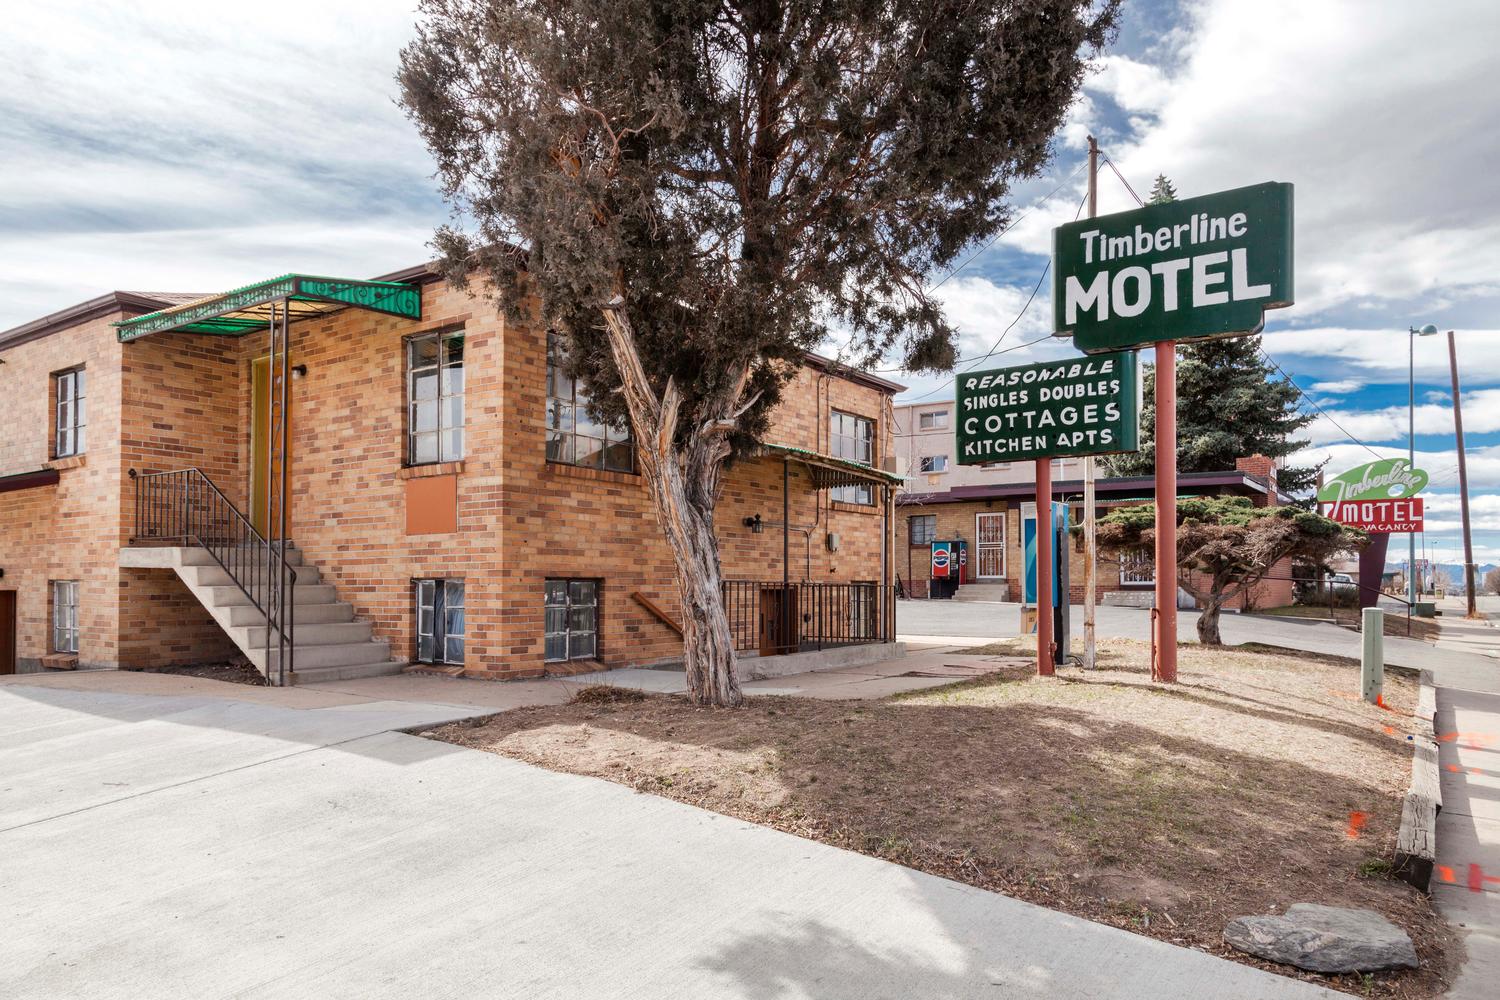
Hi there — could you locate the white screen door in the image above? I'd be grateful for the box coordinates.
[976,512,1006,579]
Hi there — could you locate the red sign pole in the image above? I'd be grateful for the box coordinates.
[1036,458,1055,677]
[1154,341,1178,683]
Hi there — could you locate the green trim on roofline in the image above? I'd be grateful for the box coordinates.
[113,274,422,342]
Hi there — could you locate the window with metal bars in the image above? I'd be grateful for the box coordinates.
[52,580,79,654]
[53,368,86,458]
[406,331,465,465]
[544,579,598,662]
[415,578,465,664]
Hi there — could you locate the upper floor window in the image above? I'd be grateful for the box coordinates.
[407,331,465,465]
[52,580,79,654]
[919,455,949,474]
[53,368,86,458]
[830,410,874,504]
[546,332,634,473]
[918,410,948,431]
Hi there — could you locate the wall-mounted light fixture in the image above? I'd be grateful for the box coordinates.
[742,514,763,533]
[291,364,308,380]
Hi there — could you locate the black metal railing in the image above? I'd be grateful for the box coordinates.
[129,468,294,684]
[723,580,895,655]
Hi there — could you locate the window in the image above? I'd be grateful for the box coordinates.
[407,331,465,465]
[918,410,948,431]
[52,581,79,654]
[415,579,465,664]
[546,332,634,473]
[829,410,874,504]
[545,579,598,661]
[53,368,86,458]
[909,515,937,546]
[919,455,948,474]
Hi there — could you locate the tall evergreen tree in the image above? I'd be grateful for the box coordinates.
[1103,177,1318,500]
[400,0,1119,706]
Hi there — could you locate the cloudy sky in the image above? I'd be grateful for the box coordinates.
[3,0,1496,575]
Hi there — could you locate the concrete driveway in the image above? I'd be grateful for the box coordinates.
[0,671,1340,999]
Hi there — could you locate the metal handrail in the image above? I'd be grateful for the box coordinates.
[129,467,294,683]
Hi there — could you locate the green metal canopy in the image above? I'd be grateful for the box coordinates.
[114,274,422,343]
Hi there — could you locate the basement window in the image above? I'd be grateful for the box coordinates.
[53,368,86,458]
[415,578,465,664]
[407,331,465,466]
[545,578,597,662]
[52,580,79,654]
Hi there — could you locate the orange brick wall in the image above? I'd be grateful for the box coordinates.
[0,314,126,669]
[7,277,895,678]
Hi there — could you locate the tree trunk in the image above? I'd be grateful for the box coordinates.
[600,305,750,707]
[1196,598,1223,645]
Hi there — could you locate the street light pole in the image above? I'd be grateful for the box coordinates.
[1408,324,1438,602]
[1447,331,1479,617]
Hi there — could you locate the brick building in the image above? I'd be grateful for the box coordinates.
[0,266,902,682]
[898,455,1296,610]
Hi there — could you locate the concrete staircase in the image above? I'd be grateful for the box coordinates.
[120,544,405,685]
[954,583,1010,603]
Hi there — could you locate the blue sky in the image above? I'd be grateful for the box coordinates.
[2,0,1496,573]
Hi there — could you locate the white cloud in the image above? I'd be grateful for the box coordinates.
[1302,389,1500,446]
[1311,379,1364,395]
[1093,0,1500,317]
[1262,328,1500,387]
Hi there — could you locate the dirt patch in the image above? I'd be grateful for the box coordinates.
[136,661,267,686]
[571,684,648,705]
[428,639,1453,997]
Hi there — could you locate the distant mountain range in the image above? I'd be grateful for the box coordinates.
[1384,562,1498,594]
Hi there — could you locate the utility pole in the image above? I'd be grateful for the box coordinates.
[1081,136,1099,670]
[1447,331,1478,617]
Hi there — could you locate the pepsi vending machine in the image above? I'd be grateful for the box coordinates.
[929,540,963,599]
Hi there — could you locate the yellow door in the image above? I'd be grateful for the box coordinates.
[249,357,292,535]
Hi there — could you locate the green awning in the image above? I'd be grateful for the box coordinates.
[760,442,905,490]
[114,274,422,343]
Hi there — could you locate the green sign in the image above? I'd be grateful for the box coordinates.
[1316,458,1428,503]
[956,351,1139,465]
[1052,182,1295,352]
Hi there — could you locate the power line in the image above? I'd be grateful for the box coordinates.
[1258,347,1386,460]
[900,333,1059,404]
[1101,155,1145,207]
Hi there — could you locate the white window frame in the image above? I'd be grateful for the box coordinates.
[829,410,875,505]
[545,578,599,662]
[919,454,948,474]
[918,410,949,431]
[407,330,465,466]
[415,578,465,664]
[52,580,79,654]
[53,368,86,458]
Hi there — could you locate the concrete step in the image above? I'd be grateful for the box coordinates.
[288,660,408,685]
[247,639,392,672]
[240,620,373,648]
[180,562,321,588]
[179,545,304,567]
[224,601,356,627]
[203,583,339,608]
[954,583,1010,603]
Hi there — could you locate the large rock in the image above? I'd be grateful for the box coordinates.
[1223,904,1418,973]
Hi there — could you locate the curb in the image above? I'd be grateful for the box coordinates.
[1393,668,1441,891]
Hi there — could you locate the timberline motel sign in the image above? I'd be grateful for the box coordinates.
[1317,458,1428,606]
[957,181,1294,682]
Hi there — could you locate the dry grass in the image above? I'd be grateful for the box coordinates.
[1255,604,1441,642]
[427,640,1453,997]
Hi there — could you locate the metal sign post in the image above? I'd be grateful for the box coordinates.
[1051,180,1295,683]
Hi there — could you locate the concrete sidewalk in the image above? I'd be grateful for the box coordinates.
[0,676,1339,1000]
[1429,604,1500,999]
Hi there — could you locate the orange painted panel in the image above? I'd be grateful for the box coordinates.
[405,474,458,535]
